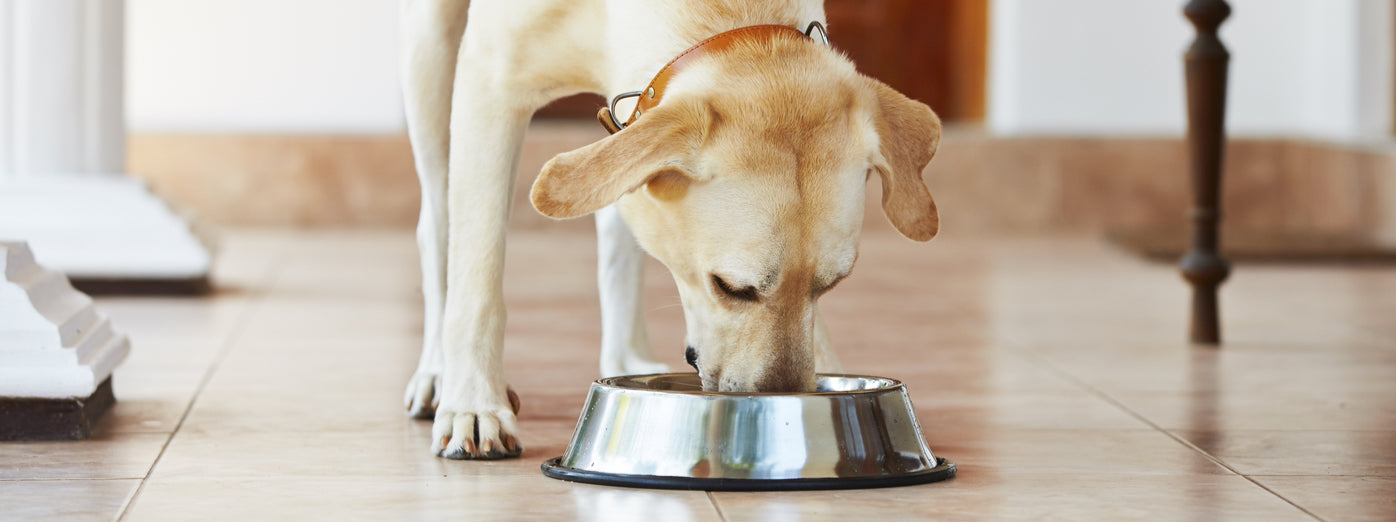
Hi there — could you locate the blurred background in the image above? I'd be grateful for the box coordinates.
[4,3,1396,519]
[105,0,1395,259]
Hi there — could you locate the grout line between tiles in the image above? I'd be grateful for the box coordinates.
[705,491,728,522]
[117,478,141,522]
[114,245,292,522]
[1013,348,1327,522]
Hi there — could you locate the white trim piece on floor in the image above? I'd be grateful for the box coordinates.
[0,174,213,280]
[0,241,129,398]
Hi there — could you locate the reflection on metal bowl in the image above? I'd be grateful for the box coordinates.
[542,373,955,491]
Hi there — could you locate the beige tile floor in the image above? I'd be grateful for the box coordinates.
[4,226,1395,521]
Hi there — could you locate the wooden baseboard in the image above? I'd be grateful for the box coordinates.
[1108,229,1396,263]
[127,123,609,232]
[128,125,1396,256]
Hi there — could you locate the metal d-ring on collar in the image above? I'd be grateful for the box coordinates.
[804,20,829,45]
[607,90,645,131]
[605,21,831,132]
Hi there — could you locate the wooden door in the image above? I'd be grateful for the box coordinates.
[535,0,987,122]
[826,0,986,121]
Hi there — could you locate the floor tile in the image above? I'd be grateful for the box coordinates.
[915,390,1152,431]
[179,338,426,433]
[266,234,421,300]
[1023,339,1396,396]
[0,433,168,480]
[711,473,1312,521]
[1222,267,1396,349]
[180,335,589,439]
[852,346,1082,396]
[125,476,721,521]
[928,429,1230,476]
[97,374,204,435]
[115,338,227,378]
[235,295,422,343]
[1107,389,1396,431]
[0,479,138,521]
[207,228,298,290]
[96,340,220,435]
[1176,430,1396,476]
[18,228,1394,520]
[147,421,578,481]
[95,294,253,347]
[1253,476,1396,522]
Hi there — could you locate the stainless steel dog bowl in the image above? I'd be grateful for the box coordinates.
[542,373,954,490]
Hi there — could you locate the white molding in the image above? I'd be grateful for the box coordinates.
[2,0,126,175]
[0,175,213,280]
[84,0,127,172]
[0,241,129,398]
[1353,0,1394,139]
[0,0,14,174]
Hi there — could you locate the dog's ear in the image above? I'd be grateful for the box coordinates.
[867,79,941,242]
[531,102,709,219]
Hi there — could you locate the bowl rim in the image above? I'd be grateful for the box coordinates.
[594,372,905,397]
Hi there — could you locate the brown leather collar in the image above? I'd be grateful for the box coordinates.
[598,22,829,134]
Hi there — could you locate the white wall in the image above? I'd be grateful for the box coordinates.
[127,0,1393,139]
[126,0,403,134]
[988,0,1394,140]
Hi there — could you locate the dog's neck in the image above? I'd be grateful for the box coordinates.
[600,0,826,99]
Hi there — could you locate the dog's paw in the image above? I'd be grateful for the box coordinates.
[431,389,522,460]
[403,371,439,419]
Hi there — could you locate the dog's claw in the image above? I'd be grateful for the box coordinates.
[507,387,521,415]
[431,396,523,460]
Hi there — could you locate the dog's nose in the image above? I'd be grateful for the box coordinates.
[685,346,698,371]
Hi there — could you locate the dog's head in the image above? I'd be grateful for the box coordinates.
[532,35,940,392]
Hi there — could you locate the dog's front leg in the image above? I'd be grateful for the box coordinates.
[596,206,670,377]
[432,72,530,461]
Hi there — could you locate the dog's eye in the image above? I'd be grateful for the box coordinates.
[712,275,759,302]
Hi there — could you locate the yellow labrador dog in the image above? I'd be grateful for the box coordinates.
[399,0,941,460]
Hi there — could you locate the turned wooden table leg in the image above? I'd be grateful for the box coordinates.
[1181,0,1233,345]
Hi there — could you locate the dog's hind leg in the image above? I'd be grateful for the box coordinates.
[399,0,469,419]
[596,205,670,377]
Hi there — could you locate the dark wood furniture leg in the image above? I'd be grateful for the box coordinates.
[1181,0,1232,345]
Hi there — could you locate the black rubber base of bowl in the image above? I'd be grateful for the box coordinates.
[541,457,955,491]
